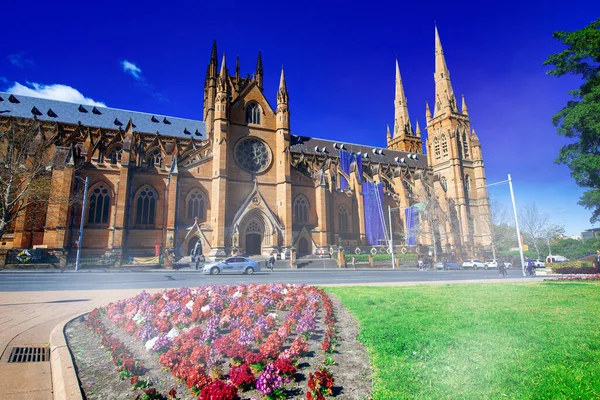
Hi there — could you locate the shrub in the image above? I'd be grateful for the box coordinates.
[551,262,597,274]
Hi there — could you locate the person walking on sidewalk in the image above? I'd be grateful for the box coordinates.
[268,255,275,271]
[194,254,201,270]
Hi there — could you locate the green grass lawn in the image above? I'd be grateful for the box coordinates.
[326,282,600,400]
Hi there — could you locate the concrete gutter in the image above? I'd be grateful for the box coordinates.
[49,316,84,400]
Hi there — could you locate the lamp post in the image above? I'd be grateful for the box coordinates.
[477,174,526,276]
[75,176,89,272]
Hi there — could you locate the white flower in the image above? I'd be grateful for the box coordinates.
[268,312,278,320]
[186,300,194,311]
[282,289,288,295]
[145,337,158,351]
[162,294,169,301]
[201,305,210,312]
[167,328,180,339]
[232,291,242,298]
[132,313,145,326]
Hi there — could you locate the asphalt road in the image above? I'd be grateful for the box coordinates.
[0,268,541,292]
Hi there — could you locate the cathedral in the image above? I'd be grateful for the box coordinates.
[0,27,491,263]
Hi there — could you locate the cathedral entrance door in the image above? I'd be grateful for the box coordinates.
[246,234,262,255]
[298,237,310,256]
[188,237,199,256]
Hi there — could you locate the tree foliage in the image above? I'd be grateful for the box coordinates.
[544,18,600,222]
[0,118,70,239]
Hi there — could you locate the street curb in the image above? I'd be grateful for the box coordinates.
[49,316,84,400]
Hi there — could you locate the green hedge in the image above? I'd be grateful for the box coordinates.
[551,261,598,274]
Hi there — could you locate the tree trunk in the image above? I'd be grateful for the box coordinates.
[0,218,8,241]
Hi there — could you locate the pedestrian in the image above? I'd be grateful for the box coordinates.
[194,254,200,270]
[269,255,275,271]
[498,260,507,277]
[351,256,356,268]
[594,250,600,273]
[526,257,534,276]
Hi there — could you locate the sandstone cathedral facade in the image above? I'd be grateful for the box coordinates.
[0,27,491,263]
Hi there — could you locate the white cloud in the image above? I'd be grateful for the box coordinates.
[6,82,106,107]
[121,60,143,80]
[7,53,34,68]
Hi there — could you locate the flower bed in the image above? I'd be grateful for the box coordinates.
[545,274,600,281]
[68,284,372,400]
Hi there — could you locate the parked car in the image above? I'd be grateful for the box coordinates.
[485,259,508,269]
[202,256,261,275]
[435,260,462,270]
[462,259,486,269]
[532,259,545,268]
[546,255,569,263]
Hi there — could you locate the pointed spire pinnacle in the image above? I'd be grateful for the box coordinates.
[255,51,264,88]
[426,101,432,122]
[210,39,218,64]
[471,127,479,142]
[279,66,287,91]
[386,124,392,143]
[434,25,456,118]
[415,120,421,137]
[394,57,411,138]
[277,66,289,105]
[461,94,468,115]
[219,53,227,78]
[235,56,240,79]
[257,51,263,74]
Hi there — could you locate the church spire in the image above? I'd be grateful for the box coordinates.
[426,101,432,123]
[394,57,411,138]
[235,56,240,80]
[461,94,468,116]
[386,124,392,144]
[277,66,288,104]
[276,66,289,131]
[434,25,456,117]
[217,53,228,93]
[415,120,421,137]
[256,51,263,89]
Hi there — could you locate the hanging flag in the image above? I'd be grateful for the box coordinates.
[405,206,420,246]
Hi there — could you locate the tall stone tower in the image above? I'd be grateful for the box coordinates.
[387,59,423,153]
[424,26,490,255]
[209,53,230,257]
[275,67,293,252]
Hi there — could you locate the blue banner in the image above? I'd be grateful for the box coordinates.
[339,150,352,191]
[362,182,386,245]
[405,206,420,246]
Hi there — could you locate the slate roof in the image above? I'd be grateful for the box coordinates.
[290,135,428,169]
[0,92,206,140]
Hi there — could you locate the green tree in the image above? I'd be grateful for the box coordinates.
[544,18,600,222]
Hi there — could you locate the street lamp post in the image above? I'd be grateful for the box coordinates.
[75,176,89,272]
[478,173,526,276]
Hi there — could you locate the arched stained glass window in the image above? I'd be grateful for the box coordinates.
[293,195,309,224]
[87,183,111,225]
[245,103,261,125]
[135,186,157,225]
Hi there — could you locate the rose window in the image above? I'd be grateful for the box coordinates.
[234,138,272,173]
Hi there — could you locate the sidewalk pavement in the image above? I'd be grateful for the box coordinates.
[0,288,165,400]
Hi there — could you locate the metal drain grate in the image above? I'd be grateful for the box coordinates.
[7,347,49,363]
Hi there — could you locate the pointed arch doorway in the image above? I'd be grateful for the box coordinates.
[246,234,262,255]
[297,237,311,256]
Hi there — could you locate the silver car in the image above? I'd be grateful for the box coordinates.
[202,256,261,275]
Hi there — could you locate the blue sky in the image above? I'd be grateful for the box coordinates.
[1,0,599,236]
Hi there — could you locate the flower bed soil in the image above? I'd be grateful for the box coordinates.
[66,285,372,399]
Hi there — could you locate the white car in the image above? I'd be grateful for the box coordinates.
[462,259,485,269]
[486,259,512,269]
[202,256,261,275]
[532,259,545,268]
